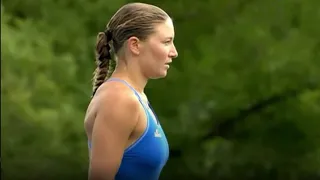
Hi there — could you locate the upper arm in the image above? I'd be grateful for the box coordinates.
[89,90,140,180]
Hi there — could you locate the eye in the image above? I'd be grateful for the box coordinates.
[164,40,172,45]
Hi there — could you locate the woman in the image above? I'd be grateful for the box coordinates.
[84,2,178,180]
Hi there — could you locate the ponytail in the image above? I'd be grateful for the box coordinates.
[92,30,115,96]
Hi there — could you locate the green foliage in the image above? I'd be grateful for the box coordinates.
[1,0,320,179]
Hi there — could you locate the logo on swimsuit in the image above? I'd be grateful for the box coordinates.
[154,129,162,138]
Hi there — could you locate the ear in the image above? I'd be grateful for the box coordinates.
[127,36,140,56]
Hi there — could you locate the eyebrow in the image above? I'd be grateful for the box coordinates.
[166,37,174,40]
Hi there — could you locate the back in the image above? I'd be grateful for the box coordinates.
[84,78,169,180]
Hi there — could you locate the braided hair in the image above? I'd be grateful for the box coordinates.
[92,30,116,96]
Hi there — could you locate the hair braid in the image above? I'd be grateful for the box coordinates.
[92,30,114,96]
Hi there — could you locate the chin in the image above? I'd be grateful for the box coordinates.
[149,71,168,79]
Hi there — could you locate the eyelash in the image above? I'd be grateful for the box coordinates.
[164,41,171,45]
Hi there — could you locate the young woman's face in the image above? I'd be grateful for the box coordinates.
[138,18,178,79]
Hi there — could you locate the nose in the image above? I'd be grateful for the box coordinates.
[169,45,178,58]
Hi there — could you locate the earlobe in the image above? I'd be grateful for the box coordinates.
[127,37,140,56]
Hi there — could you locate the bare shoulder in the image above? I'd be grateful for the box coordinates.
[94,82,141,129]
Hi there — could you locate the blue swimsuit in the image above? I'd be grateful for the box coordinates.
[89,78,170,180]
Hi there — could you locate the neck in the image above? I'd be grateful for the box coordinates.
[110,60,148,94]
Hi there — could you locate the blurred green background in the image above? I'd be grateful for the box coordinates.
[1,0,320,179]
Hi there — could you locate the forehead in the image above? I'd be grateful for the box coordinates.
[152,18,175,38]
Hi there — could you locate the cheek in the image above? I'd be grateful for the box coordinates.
[150,45,169,63]
[139,43,169,74]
